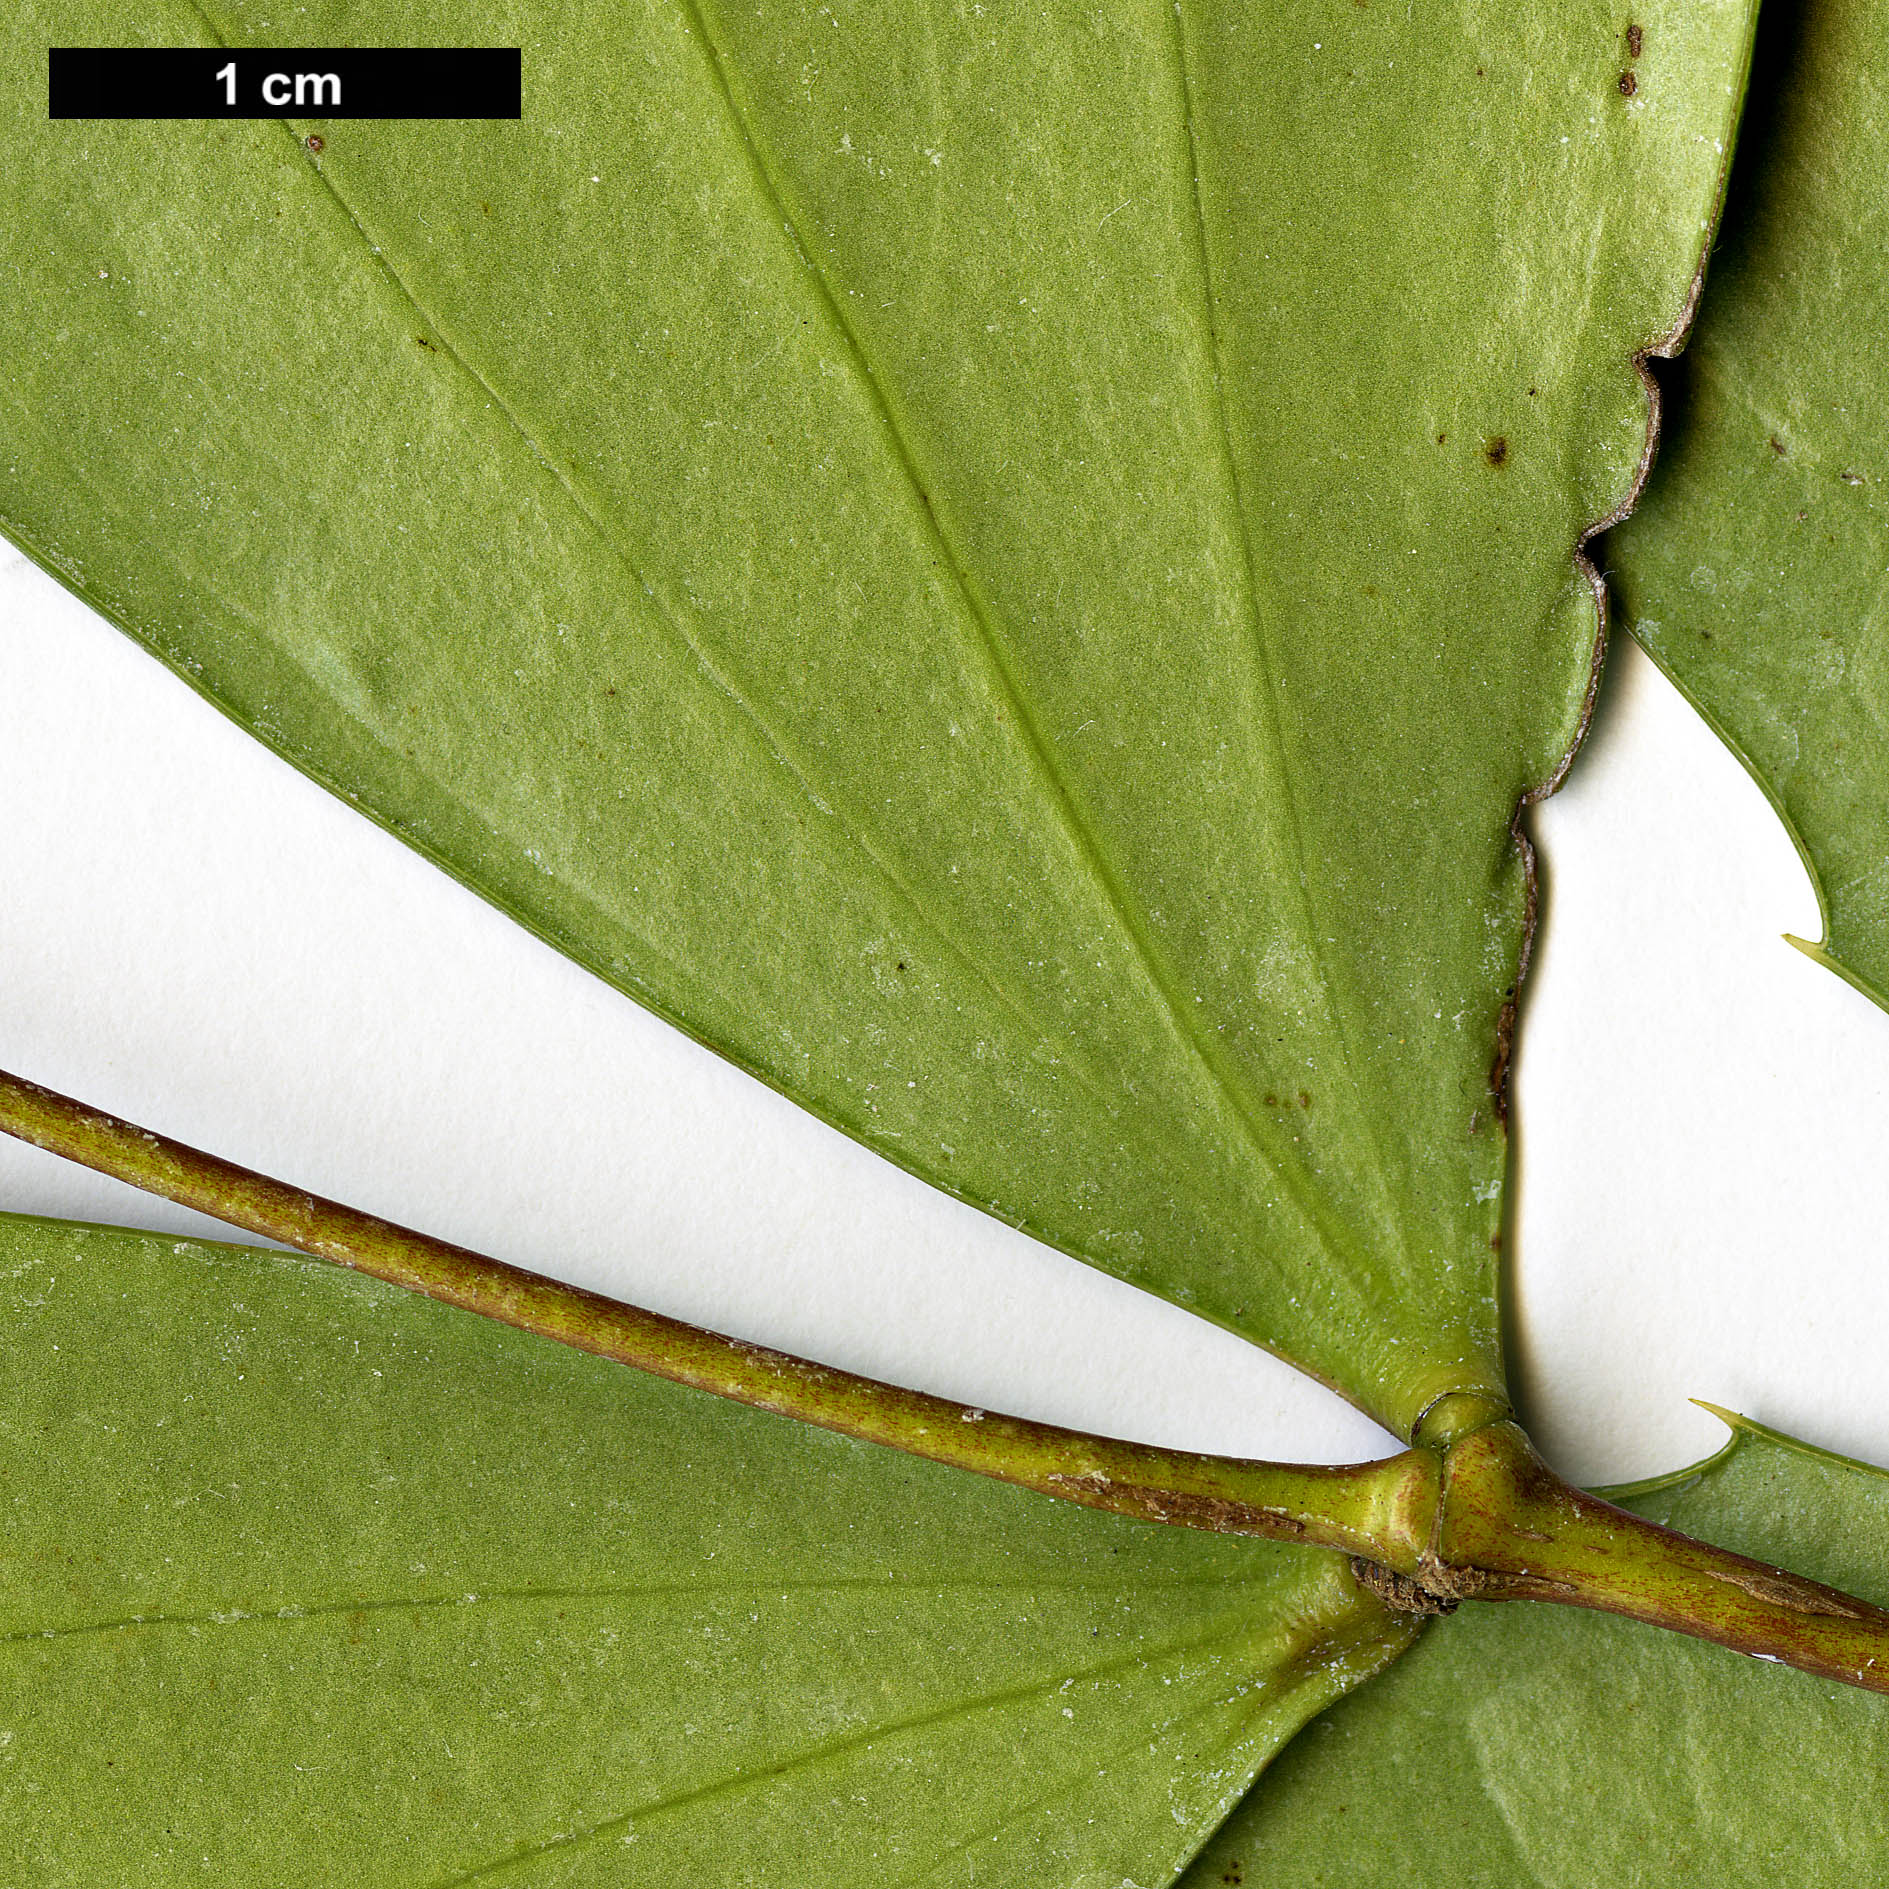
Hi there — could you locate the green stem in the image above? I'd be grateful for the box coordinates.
[0,1065,1430,1564]
[4,1063,1887,1696]
[1431,1417,1889,1694]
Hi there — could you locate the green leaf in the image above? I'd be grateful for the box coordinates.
[0,1212,1412,1884]
[1611,1,1889,1010]
[0,2,1756,1434]
[1180,1417,1889,1887]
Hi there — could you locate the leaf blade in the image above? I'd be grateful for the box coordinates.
[0,1,1756,1428]
[0,1212,1413,1885]
[1611,0,1889,1009]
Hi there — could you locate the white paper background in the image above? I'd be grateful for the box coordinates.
[3,543,1884,1486]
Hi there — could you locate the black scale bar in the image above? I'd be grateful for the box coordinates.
[49,48,521,120]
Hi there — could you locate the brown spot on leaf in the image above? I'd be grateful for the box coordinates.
[1770,435,1787,455]
[305,133,324,153]
[1297,1090,1312,1109]
[1618,69,1637,96]
[1841,469,1866,485]
[1626,22,1643,58]
[1485,437,1509,468]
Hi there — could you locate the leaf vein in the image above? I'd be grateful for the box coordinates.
[0,1568,1278,1648]
[415,1605,1282,1888]
[1165,2,1406,1276]
[172,4,1246,1208]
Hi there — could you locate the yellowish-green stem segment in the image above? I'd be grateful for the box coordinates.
[1,1065,1884,1696]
